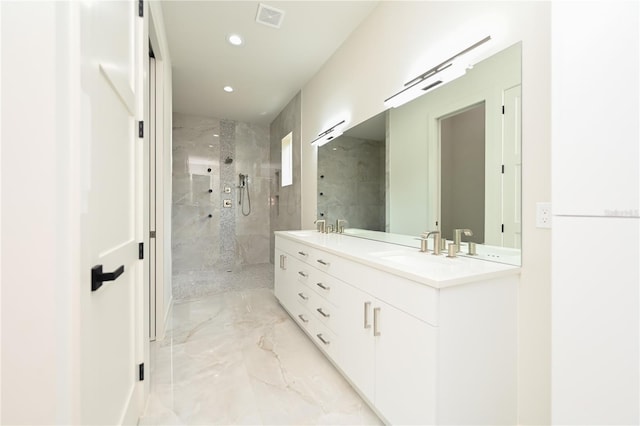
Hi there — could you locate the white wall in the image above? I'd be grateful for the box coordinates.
[551,2,639,424]
[1,2,81,422]
[301,2,551,423]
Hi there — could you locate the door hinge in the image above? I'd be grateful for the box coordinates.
[138,363,144,381]
[138,0,143,18]
[501,164,505,174]
[150,230,156,238]
[138,121,144,138]
[138,242,144,260]
[501,224,505,233]
[502,105,505,114]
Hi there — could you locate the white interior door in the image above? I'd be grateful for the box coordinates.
[80,1,143,423]
[502,85,522,248]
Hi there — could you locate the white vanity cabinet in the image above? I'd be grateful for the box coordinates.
[337,273,437,424]
[274,232,518,425]
[373,298,437,424]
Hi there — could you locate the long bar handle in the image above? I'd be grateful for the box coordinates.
[316,282,330,291]
[298,271,308,278]
[297,292,308,301]
[298,314,309,323]
[298,251,308,257]
[316,259,330,266]
[373,307,381,336]
[279,254,287,270]
[316,307,330,318]
[316,334,330,345]
[364,301,372,329]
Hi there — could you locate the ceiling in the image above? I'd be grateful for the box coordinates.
[161,1,379,125]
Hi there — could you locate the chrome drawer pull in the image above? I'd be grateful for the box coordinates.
[298,292,308,301]
[298,271,308,278]
[316,259,330,266]
[364,301,372,329]
[298,251,308,256]
[279,254,286,269]
[316,282,330,291]
[373,307,381,336]
[298,314,309,323]
[316,333,330,345]
[316,308,330,318]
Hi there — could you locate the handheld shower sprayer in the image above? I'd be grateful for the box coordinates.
[238,173,251,216]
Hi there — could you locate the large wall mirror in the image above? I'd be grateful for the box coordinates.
[317,42,522,265]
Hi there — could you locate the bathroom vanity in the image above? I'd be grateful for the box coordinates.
[274,230,519,425]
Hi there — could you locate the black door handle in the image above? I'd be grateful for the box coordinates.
[91,264,125,292]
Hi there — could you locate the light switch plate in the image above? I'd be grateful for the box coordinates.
[536,202,552,228]
[223,199,232,208]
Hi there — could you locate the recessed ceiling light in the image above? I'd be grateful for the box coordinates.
[223,86,234,93]
[213,134,219,138]
[227,34,243,46]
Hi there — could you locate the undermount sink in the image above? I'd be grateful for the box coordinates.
[286,230,320,237]
[369,249,456,267]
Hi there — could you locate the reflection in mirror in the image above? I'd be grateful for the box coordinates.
[317,112,386,230]
[317,42,521,265]
[440,102,485,244]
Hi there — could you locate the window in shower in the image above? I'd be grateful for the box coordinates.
[281,132,293,187]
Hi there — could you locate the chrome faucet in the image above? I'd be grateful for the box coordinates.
[421,231,441,255]
[453,228,473,253]
[314,219,326,233]
[336,219,348,234]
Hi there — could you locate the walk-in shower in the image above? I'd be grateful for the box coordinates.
[238,173,251,216]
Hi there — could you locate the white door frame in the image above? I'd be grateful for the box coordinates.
[148,3,169,342]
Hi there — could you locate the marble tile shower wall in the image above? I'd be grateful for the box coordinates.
[172,113,271,300]
[269,92,302,262]
[318,136,385,231]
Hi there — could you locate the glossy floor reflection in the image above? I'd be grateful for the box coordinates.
[140,264,382,425]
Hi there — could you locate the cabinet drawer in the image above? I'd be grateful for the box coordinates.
[310,294,339,335]
[305,269,347,309]
[276,236,314,262]
[333,259,439,326]
[291,305,314,334]
[294,280,314,309]
[312,319,339,361]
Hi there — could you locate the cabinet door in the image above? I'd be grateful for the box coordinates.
[274,250,291,306]
[374,300,437,425]
[337,281,376,402]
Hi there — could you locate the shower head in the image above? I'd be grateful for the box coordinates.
[224,157,233,164]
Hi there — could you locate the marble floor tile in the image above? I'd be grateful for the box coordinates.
[140,265,382,425]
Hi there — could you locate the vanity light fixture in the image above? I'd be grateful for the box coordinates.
[384,35,492,108]
[311,120,346,147]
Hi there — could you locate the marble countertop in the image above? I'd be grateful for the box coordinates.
[275,230,520,289]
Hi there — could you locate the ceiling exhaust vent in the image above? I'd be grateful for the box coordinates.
[256,3,285,29]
